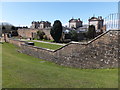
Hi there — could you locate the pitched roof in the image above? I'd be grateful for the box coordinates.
[69,18,82,23]
[89,16,103,21]
[32,21,51,24]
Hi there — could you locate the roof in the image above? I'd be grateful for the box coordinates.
[76,24,89,32]
[89,16,103,21]
[62,26,73,31]
[77,25,89,29]
[69,18,82,23]
[32,21,51,24]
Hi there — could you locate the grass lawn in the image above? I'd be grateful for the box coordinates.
[12,38,63,50]
[34,39,54,42]
[0,44,2,89]
[27,41,62,50]
[2,43,118,88]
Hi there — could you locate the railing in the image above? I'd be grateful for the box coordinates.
[104,13,120,30]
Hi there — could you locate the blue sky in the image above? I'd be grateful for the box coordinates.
[1,2,118,27]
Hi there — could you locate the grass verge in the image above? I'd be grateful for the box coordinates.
[27,41,62,50]
[2,43,118,88]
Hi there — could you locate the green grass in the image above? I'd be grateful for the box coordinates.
[0,44,2,89]
[27,41,62,50]
[2,43,118,88]
[34,39,54,42]
[12,37,63,50]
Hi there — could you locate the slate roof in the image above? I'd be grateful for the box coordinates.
[89,16,104,21]
[32,21,51,24]
[69,18,82,23]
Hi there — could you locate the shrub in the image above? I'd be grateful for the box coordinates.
[69,30,78,41]
[50,20,62,43]
[43,35,48,40]
[37,31,45,40]
[86,25,96,39]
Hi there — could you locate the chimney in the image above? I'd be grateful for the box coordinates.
[100,16,102,19]
[98,16,102,19]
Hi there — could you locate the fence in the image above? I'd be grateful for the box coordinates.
[104,13,120,30]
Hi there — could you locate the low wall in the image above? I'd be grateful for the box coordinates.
[7,30,119,69]
[8,39,26,47]
[21,44,54,61]
[5,35,26,47]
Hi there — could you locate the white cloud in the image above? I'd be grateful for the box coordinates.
[83,22,88,25]
[0,19,31,27]
[63,22,69,27]
[15,24,31,28]
[0,20,8,23]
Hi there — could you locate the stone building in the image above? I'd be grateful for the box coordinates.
[39,21,51,29]
[77,24,89,32]
[89,16,104,32]
[69,18,83,29]
[31,21,51,29]
[31,21,39,29]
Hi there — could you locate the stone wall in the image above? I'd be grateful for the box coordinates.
[40,28,53,40]
[21,45,54,61]
[17,28,53,40]
[7,30,119,69]
[17,29,38,38]
[53,30,119,68]
[6,39,26,47]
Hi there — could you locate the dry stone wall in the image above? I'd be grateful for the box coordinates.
[21,45,54,60]
[53,30,119,68]
[7,30,119,69]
